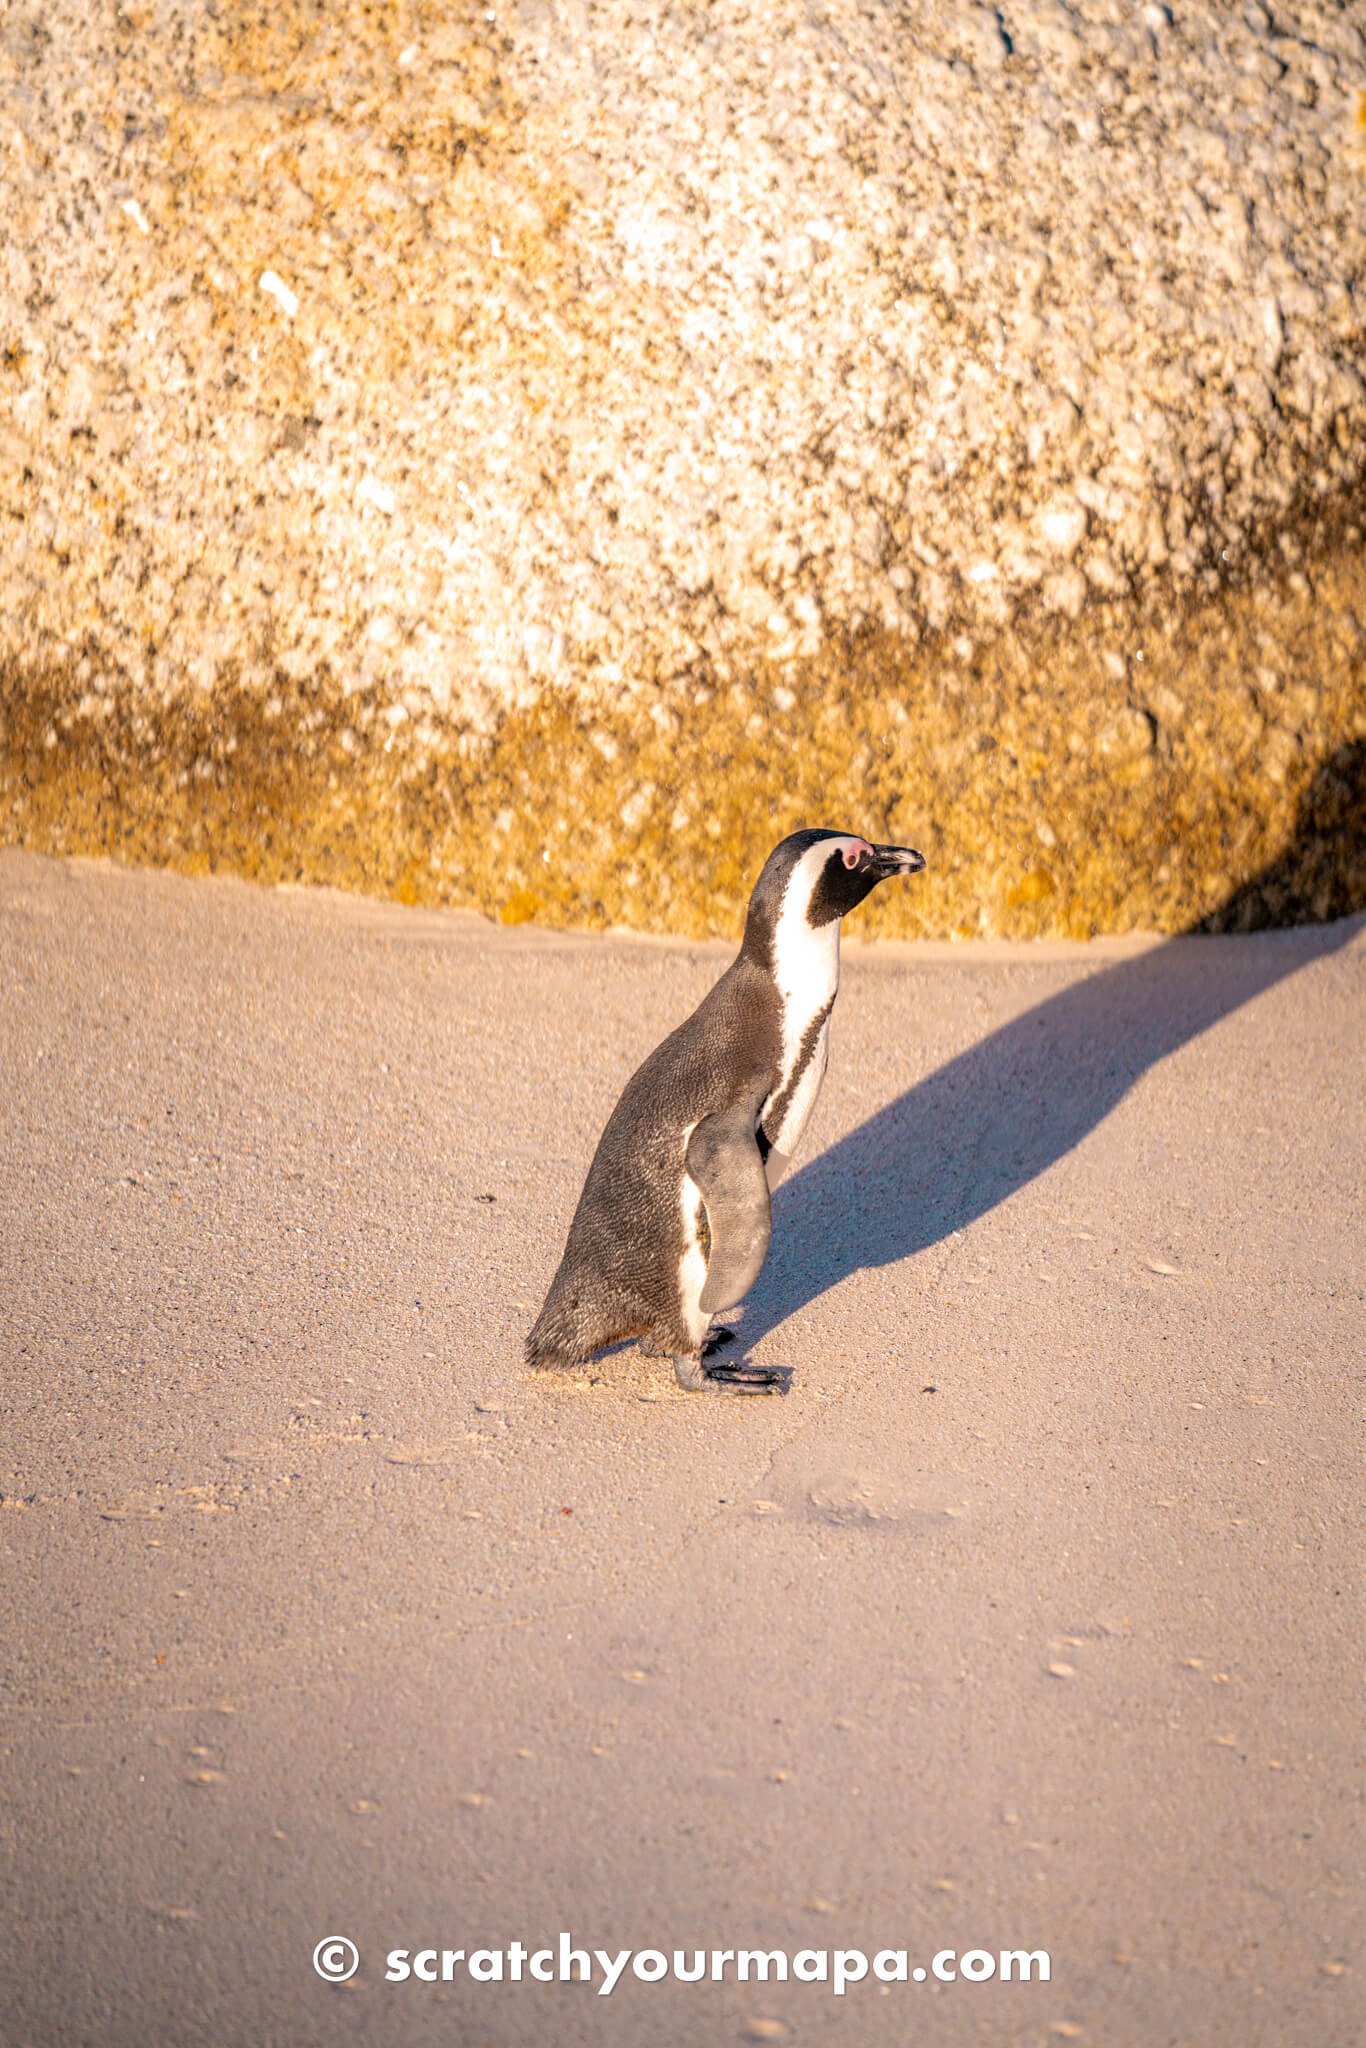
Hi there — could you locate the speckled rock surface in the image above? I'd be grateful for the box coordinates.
[2,0,1364,934]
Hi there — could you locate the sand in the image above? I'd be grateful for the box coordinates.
[1,849,1362,2046]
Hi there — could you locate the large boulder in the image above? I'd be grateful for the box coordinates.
[2,0,1363,934]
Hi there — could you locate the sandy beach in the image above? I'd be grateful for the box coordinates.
[1,848,1361,2046]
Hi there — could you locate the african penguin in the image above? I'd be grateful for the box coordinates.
[525,829,926,1393]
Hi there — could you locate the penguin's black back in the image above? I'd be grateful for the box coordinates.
[526,952,783,1364]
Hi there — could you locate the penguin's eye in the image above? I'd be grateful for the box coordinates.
[842,846,861,870]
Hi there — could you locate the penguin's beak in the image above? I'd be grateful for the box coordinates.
[871,843,926,877]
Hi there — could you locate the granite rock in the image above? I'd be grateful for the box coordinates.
[1,0,1364,933]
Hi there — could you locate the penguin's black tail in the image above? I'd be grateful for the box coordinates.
[524,1285,589,1369]
[524,1324,580,1370]
[525,1270,637,1369]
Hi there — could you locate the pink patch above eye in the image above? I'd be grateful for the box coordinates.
[841,839,872,870]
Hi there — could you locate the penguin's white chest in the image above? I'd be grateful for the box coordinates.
[677,1150,712,1348]
[762,1011,831,1183]
[761,877,841,1181]
[757,995,835,1171]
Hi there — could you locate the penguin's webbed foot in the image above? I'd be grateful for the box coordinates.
[702,1325,737,1359]
[673,1352,790,1396]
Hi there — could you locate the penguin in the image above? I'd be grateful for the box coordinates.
[525,829,927,1393]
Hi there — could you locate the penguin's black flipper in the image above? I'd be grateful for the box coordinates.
[686,1106,772,1315]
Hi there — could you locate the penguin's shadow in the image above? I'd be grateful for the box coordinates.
[745,742,1365,1354]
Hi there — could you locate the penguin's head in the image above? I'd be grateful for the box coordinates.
[743,828,926,963]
